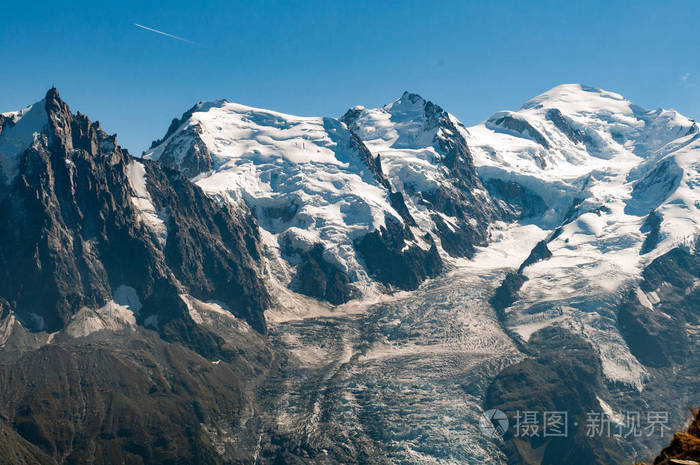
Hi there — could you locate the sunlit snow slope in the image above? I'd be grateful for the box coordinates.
[342,92,502,258]
[145,96,500,304]
[464,84,700,387]
[146,103,397,291]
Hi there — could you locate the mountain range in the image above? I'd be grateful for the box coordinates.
[0,84,697,465]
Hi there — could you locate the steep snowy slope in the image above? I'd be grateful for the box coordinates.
[342,92,505,258]
[0,100,49,182]
[145,99,496,303]
[465,84,700,387]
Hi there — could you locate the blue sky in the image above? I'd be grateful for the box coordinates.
[2,0,699,154]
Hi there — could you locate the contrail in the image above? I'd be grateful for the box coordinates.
[134,23,197,44]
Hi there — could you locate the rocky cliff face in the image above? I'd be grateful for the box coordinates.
[0,89,270,349]
[486,327,629,465]
[146,103,214,179]
[0,89,278,464]
[618,239,699,368]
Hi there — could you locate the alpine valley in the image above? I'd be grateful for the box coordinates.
[0,84,697,465]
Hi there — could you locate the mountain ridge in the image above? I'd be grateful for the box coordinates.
[0,84,697,465]
[143,91,505,304]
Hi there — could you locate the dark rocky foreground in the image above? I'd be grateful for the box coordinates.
[485,327,629,465]
[618,240,699,369]
[0,327,271,465]
[636,409,700,465]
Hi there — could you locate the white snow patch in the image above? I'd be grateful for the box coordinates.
[65,300,137,338]
[126,160,168,247]
[63,285,141,338]
[180,294,252,334]
[0,313,16,346]
[597,396,625,425]
[635,287,654,310]
[0,100,48,181]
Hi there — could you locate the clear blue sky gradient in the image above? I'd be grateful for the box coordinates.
[2,0,699,154]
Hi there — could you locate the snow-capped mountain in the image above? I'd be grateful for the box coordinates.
[342,92,503,257]
[469,83,698,246]
[462,84,699,388]
[0,85,697,465]
[144,95,501,304]
[142,83,698,392]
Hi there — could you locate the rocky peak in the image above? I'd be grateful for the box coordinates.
[341,93,507,259]
[383,91,450,136]
[339,106,364,131]
[388,91,427,109]
[147,101,212,151]
[0,89,271,355]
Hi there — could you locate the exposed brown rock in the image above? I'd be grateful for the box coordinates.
[643,409,700,465]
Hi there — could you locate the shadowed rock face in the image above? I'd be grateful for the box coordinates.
[545,108,585,144]
[148,102,201,151]
[518,240,553,273]
[489,239,552,318]
[485,178,548,221]
[285,242,358,304]
[619,240,699,368]
[146,103,215,178]
[157,124,213,178]
[0,89,270,348]
[485,327,630,465]
[489,271,528,317]
[355,215,443,290]
[487,113,550,149]
[640,210,662,255]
